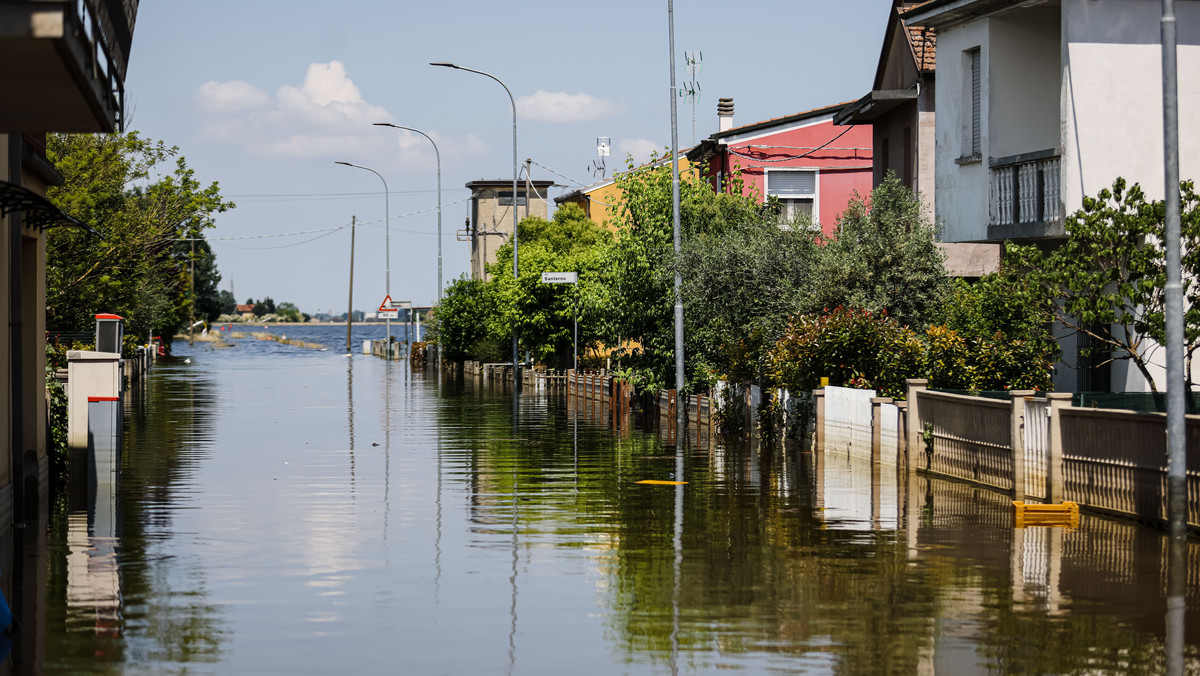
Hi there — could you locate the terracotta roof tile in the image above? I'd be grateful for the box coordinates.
[901,2,937,72]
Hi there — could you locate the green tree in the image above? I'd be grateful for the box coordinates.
[276,302,303,322]
[432,275,501,362]
[598,152,771,392]
[218,290,237,315]
[1007,178,1200,391]
[811,172,949,328]
[679,212,819,385]
[486,204,613,369]
[46,132,233,341]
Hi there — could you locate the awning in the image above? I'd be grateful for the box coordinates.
[0,181,98,235]
[833,89,918,126]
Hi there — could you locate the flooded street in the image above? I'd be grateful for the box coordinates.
[30,326,1200,673]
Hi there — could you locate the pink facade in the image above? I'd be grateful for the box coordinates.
[689,103,873,235]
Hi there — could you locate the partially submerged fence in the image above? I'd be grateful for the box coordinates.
[899,379,1200,530]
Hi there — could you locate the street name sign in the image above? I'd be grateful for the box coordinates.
[541,272,578,284]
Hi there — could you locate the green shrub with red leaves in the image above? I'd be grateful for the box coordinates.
[767,307,924,399]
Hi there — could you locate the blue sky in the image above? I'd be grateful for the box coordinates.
[124,0,894,315]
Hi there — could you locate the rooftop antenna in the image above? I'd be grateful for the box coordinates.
[682,50,702,145]
[590,136,610,179]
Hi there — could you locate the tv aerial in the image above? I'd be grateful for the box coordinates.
[681,50,703,145]
[589,136,610,179]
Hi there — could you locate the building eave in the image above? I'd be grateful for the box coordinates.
[833,89,918,125]
[903,0,1044,28]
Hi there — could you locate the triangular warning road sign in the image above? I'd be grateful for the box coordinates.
[378,295,395,312]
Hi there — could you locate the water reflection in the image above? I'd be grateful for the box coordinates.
[14,328,1198,673]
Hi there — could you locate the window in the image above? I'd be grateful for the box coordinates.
[497,190,527,206]
[960,47,982,162]
[766,170,816,225]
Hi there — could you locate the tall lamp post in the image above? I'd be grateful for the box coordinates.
[335,161,391,349]
[374,123,443,375]
[431,61,520,392]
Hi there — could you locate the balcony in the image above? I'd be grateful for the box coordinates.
[987,149,1064,241]
[0,0,138,133]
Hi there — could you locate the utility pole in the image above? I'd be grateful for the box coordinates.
[1160,2,1186,674]
[668,0,685,431]
[347,215,356,353]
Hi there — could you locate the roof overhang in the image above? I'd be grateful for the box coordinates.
[0,181,96,234]
[833,89,918,125]
[903,0,1045,28]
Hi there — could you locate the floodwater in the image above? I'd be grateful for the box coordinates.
[14,325,1200,673]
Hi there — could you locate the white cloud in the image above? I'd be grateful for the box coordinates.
[516,90,623,123]
[195,61,484,168]
[618,138,661,166]
[196,80,271,113]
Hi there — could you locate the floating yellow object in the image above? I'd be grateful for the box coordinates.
[636,480,688,485]
[1013,501,1080,529]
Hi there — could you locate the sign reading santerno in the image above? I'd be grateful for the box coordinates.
[540,272,578,284]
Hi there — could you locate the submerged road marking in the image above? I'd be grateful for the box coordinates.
[636,480,688,485]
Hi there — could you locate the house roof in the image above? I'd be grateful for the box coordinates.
[902,0,1039,29]
[466,179,555,190]
[554,148,693,204]
[908,23,937,73]
[235,304,255,313]
[709,101,852,141]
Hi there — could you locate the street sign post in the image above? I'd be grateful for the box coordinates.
[378,295,400,320]
[541,272,579,371]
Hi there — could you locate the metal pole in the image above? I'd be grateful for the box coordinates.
[335,162,390,350]
[1160,2,1186,674]
[372,124,443,376]
[430,62,520,393]
[347,215,356,353]
[574,280,579,373]
[668,0,685,428]
[189,237,195,346]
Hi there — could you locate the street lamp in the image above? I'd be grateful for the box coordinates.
[373,122,443,375]
[431,61,520,392]
[335,161,391,349]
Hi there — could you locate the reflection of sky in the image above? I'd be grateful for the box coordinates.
[43,326,1200,673]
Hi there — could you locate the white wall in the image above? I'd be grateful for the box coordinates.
[990,8,1060,161]
[1061,0,1200,212]
[933,20,991,242]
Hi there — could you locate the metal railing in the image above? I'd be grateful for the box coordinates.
[990,151,1061,227]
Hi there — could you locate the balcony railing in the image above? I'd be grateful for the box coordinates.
[989,149,1062,239]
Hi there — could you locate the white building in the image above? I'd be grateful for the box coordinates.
[906,0,1200,392]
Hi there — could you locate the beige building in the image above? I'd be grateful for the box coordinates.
[1,0,138,531]
[465,179,554,281]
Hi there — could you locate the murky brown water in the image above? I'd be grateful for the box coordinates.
[14,326,1200,673]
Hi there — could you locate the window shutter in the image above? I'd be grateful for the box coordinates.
[970,49,981,156]
[767,171,816,196]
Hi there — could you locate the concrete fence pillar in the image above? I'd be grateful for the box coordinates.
[814,389,826,452]
[895,401,908,458]
[870,397,892,465]
[905,379,929,473]
[1009,389,1036,501]
[1047,392,1072,503]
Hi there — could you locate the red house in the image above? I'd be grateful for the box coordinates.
[687,99,873,234]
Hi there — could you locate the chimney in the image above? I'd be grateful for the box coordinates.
[717,98,734,133]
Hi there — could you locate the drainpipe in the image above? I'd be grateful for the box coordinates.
[8,135,26,526]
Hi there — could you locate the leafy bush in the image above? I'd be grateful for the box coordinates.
[768,307,923,399]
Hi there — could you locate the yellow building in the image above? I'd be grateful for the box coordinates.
[554,153,695,233]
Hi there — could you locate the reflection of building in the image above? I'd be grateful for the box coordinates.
[465,179,553,281]
[1,0,139,531]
